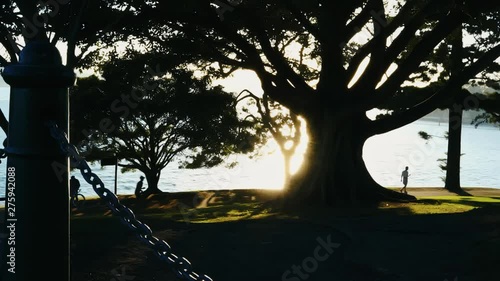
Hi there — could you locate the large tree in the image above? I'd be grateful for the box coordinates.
[104,0,500,207]
[4,1,500,207]
[70,55,258,196]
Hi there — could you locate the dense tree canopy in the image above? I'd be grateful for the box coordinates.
[1,0,499,207]
[70,54,258,195]
[100,0,500,206]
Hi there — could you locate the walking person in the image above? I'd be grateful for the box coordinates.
[135,176,146,199]
[400,166,410,194]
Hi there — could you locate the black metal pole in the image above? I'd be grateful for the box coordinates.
[1,40,75,281]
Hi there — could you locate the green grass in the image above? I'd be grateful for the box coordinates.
[418,195,500,203]
[4,193,500,224]
[142,202,285,223]
[7,191,498,281]
[152,194,500,221]
[379,195,500,215]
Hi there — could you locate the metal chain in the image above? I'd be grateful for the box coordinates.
[0,138,8,163]
[46,121,213,281]
[0,148,6,163]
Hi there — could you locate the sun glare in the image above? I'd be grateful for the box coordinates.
[290,117,309,175]
[214,70,263,96]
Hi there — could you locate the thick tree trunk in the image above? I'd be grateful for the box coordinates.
[445,105,463,193]
[142,170,162,197]
[444,95,470,196]
[445,23,467,195]
[284,111,416,207]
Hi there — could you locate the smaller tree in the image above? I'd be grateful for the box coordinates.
[418,131,467,192]
[71,59,257,197]
[237,89,302,184]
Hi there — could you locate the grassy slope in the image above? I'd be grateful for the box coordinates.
[2,188,500,281]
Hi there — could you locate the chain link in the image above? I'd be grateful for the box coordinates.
[0,148,7,163]
[46,121,213,281]
[0,137,8,163]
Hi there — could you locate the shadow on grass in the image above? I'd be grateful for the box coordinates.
[417,197,500,208]
[2,189,495,281]
[69,214,363,281]
[67,197,500,281]
[70,215,134,280]
[448,188,473,196]
[4,188,500,279]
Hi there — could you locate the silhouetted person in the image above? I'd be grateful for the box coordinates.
[400,166,410,194]
[70,175,81,202]
[135,176,145,198]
